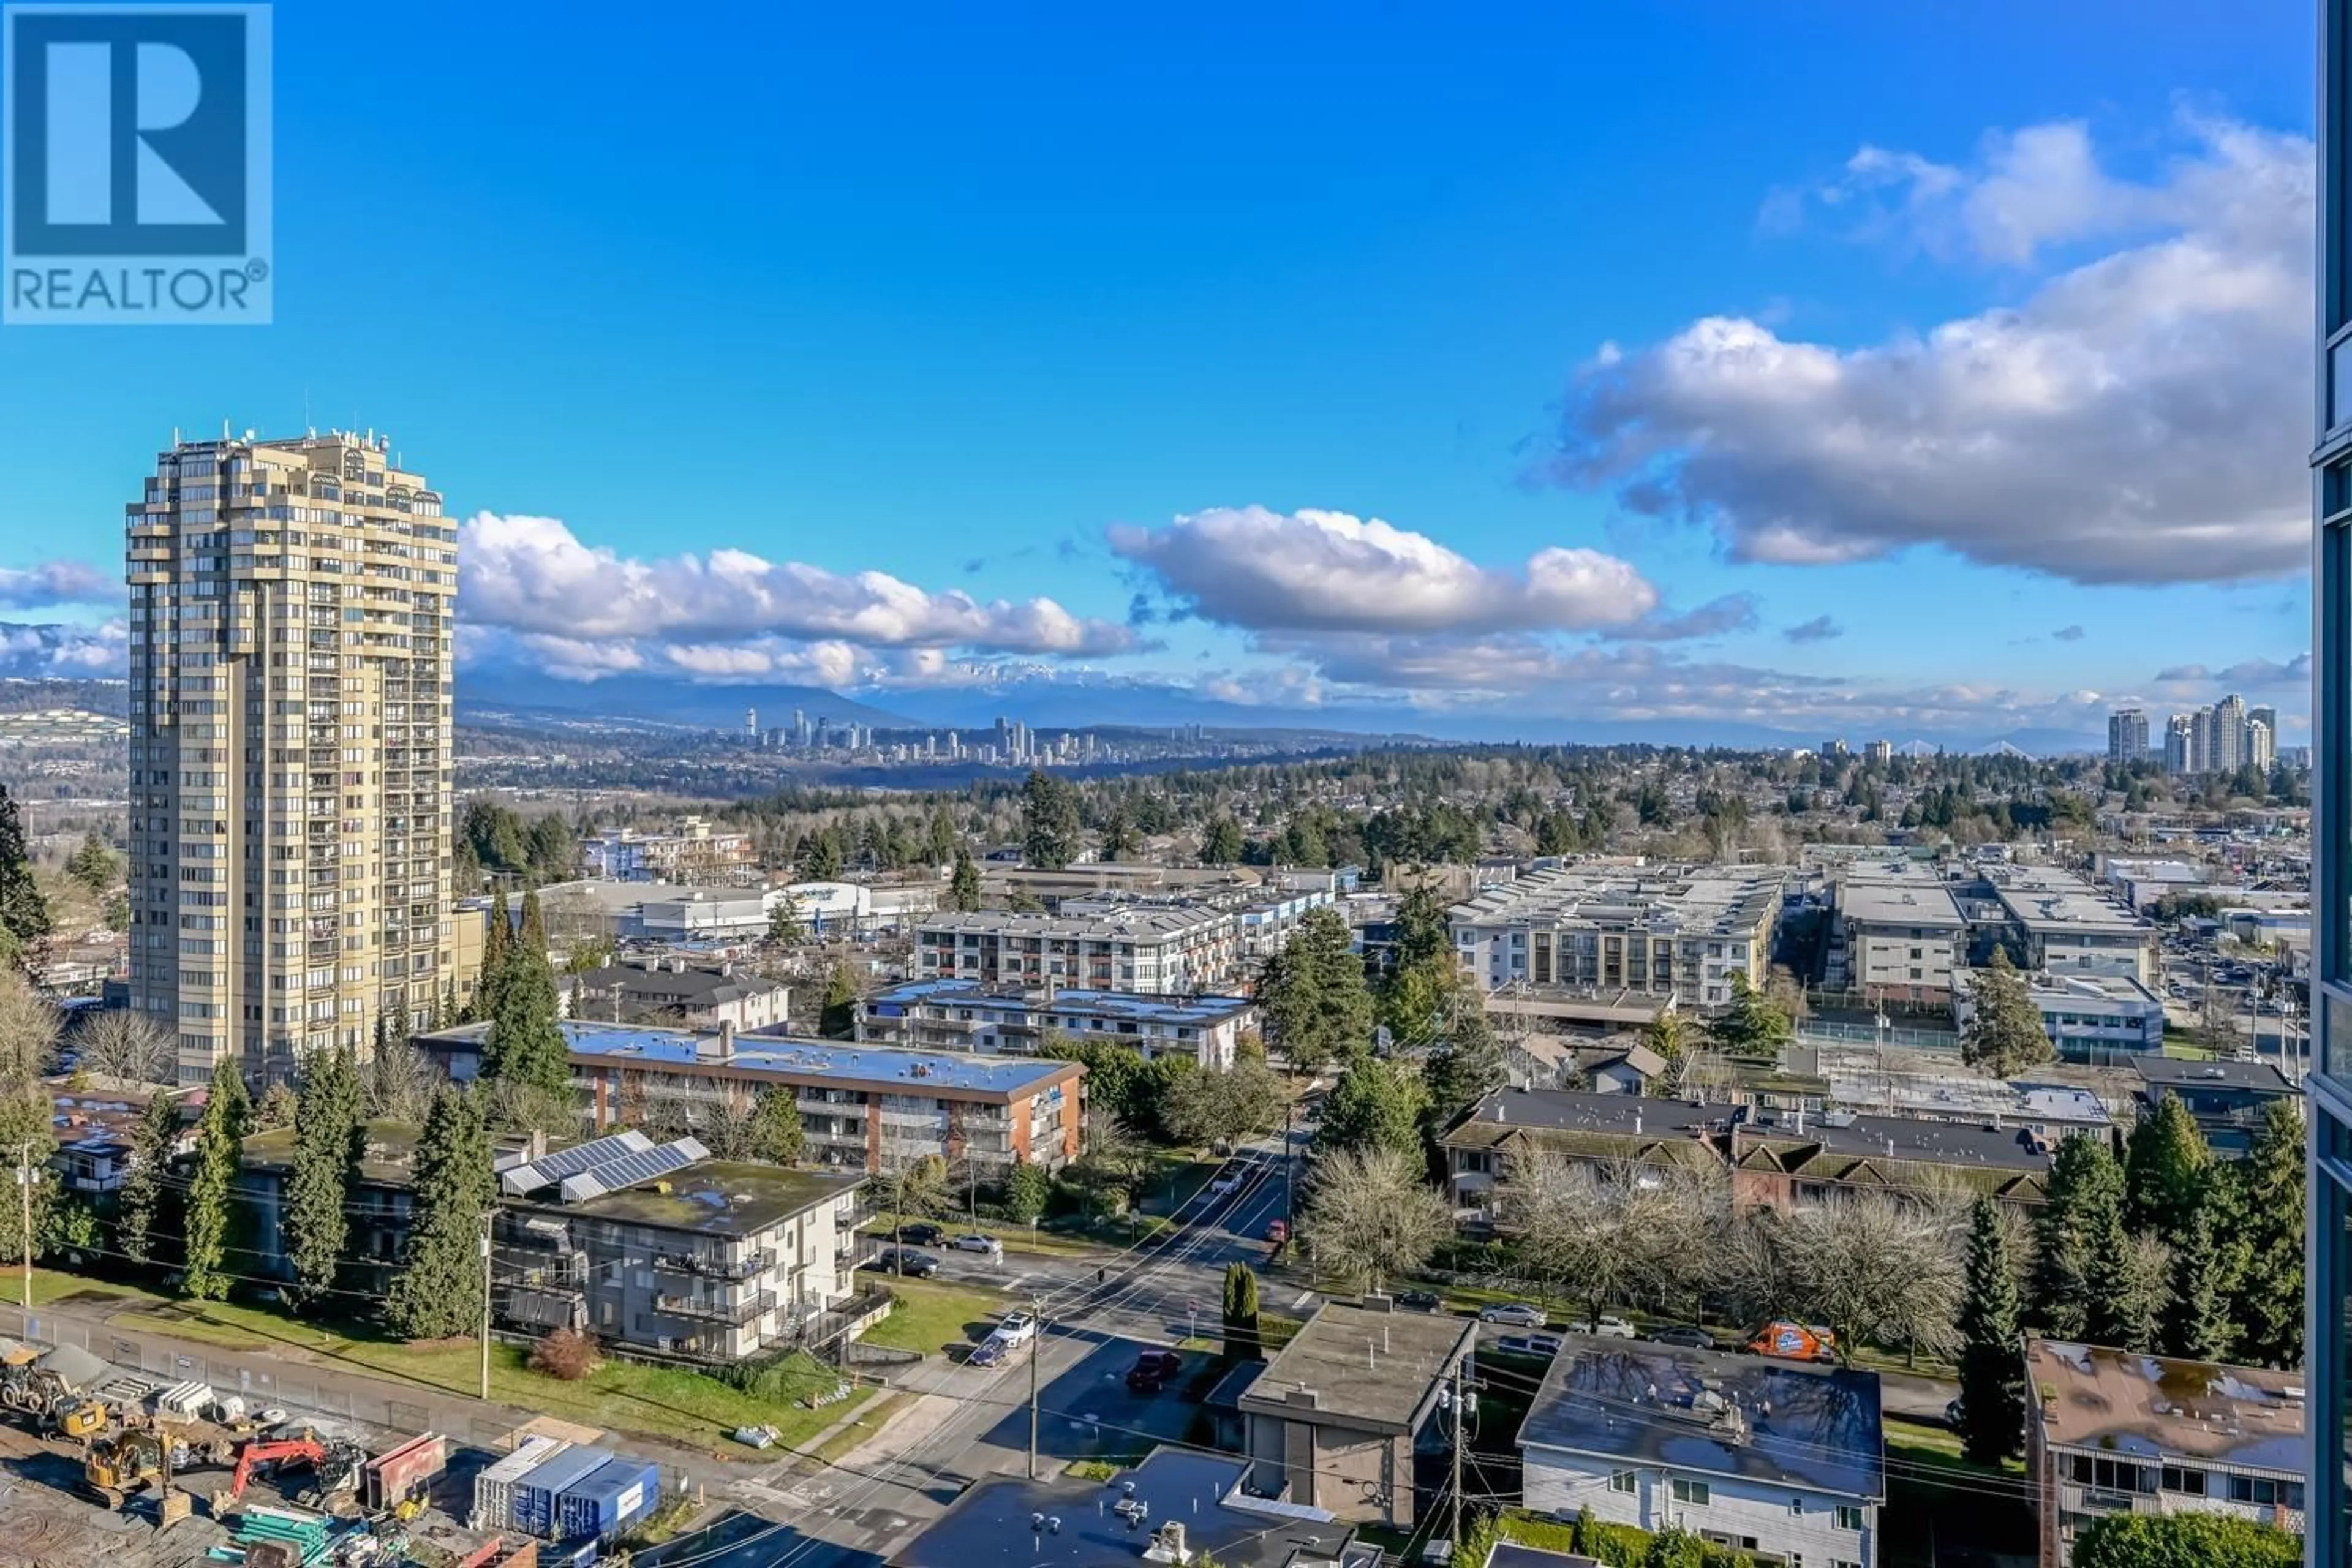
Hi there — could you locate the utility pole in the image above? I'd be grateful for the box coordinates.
[17,1142,32,1311]
[478,1210,494,1401]
[1448,1356,1469,1559]
[1026,1295,1046,1479]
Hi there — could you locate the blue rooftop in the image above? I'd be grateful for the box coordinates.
[869,978,1254,1027]
[423,1019,1077,1098]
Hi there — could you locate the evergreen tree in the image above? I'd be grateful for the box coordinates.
[2032,1134,2125,1337]
[483,889,511,973]
[2124,1091,2210,1243]
[385,1085,494,1340]
[753,1087,804,1165]
[1956,1196,2026,1465]
[767,894,804,944]
[478,948,571,1099]
[1004,1161,1050,1225]
[926,807,958,866]
[118,1088,179,1268]
[1961,949,2056,1077]
[949,848,984,912]
[1421,991,1509,1127]
[519,887,546,953]
[1711,972,1793,1059]
[2228,1102,2305,1366]
[284,1047,363,1306]
[1313,1055,1427,1161]
[1259,908,1373,1072]
[0,784,50,967]
[2083,1201,2152,1352]
[66,830,115,894]
[1200,815,1245,866]
[2159,1197,2233,1361]
[815,963,858,1039]
[181,1060,249,1301]
[1221,1261,1261,1357]
[1020,769,1083,870]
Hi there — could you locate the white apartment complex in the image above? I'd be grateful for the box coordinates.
[1449,865,1783,1010]
[912,905,1243,994]
[126,432,459,1085]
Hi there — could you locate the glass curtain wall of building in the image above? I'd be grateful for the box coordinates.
[2318,0,2352,1556]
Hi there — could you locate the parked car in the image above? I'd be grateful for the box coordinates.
[896,1223,945,1247]
[1496,1333,1564,1359]
[1646,1324,1714,1349]
[1264,1219,1290,1245]
[1208,1169,1248,1199]
[1477,1303,1547,1328]
[1393,1289,1442,1312]
[1125,1349,1184,1393]
[950,1234,1004,1257]
[968,1339,1007,1368]
[996,1311,1038,1345]
[1566,1315,1637,1339]
[864,1247,941,1278]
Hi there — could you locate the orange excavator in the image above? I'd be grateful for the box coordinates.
[210,1434,367,1517]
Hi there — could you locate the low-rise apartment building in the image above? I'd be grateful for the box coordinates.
[1239,1299,1477,1531]
[1982,866,2155,984]
[2026,1338,2305,1566]
[2129,1056,2301,1157]
[856,978,1257,1068]
[493,1131,873,1362]
[415,1021,1084,1174]
[1953,968,2166,1064]
[563,957,790,1031]
[1826,863,1969,1003]
[1518,1339,1885,1567]
[912,905,1242,995]
[1438,1088,2057,1218]
[1449,865,1783,1011]
[578,816,756,886]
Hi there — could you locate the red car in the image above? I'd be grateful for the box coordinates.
[1264,1219,1290,1245]
[1125,1349,1183,1393]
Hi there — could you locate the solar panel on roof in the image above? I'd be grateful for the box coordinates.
[501,1129,655,1195]
[558,1137,709,1204]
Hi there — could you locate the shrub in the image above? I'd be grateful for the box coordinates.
[528,1327,601,1381]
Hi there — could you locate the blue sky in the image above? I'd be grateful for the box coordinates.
[0,1,2321,743]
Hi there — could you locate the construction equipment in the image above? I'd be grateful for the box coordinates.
[211,1433,368,1518]
[0,1343,111,1433]
[85,1428,170,1510]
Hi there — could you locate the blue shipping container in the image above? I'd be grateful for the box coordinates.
[556,1456,660,1540]
[513,1445,613,1538]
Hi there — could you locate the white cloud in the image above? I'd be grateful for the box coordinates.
[1605,593,1760,643]
[1553,113,2313,584]
[460,512,1136,656]
[0,560,110,610]
[1107,505,1659,634]
[0,618,126,677]
[2153,652,2311,685]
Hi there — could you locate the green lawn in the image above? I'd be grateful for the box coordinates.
[859,1278,1017,1357]
[10,1267,153,1310]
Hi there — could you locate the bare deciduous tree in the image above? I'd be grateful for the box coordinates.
[70,1006,172,1085]
[363,1035,436,1123]
[1779,1189,1966,1365]
[1302,1144,1452,1295]
[0,976,61,1088]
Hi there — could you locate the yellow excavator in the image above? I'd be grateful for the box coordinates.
[84,1429,169,1511]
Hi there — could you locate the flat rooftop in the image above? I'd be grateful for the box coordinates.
[418,1020,1080,1101]
[2132,1056,2299,1095]
[1519,1340,1883,1502]
[869,978,1256,1026]
[1450,864,1786,940]
[243,1119,423,1185]
[2026,1338,2305,1471]
[894,1449,1364,1568]
[513,1160,862,1238]
[914,905,1230,940]
[1241,1302,1476,1433]
[1835,876,1967,930]
[1984,867,2149,938]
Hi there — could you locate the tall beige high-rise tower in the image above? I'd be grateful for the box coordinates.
[126,430,458,1087]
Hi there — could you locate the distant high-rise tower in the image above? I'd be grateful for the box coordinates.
[2106,707,2149,764]
[2210,693,2248,774]
[126,431,459,1087]
[2163,714,2196,775]
[744,706,760,745]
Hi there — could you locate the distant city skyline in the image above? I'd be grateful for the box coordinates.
[0,4,2317,747]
